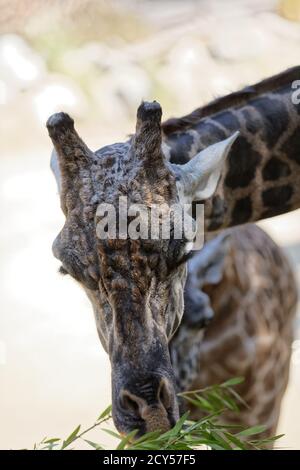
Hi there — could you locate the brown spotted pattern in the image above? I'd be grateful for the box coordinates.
[170,225,297,440]
[162,66,300,232]
[48,68,300,440]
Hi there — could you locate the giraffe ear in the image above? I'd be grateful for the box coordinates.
[175,132,239,203]
[50,148,62,194]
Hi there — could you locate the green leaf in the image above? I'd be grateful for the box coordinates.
[204,391,225,411]
[103,428,122,439]
[84,439,104,450]
[44,438,61,444]
[129,430,162,447]
[227,387,250,409]
[210,431,232,450]
[223,432,246,450]
[182,395,202,408]
[61,425,81,449]
[250,433,284,447]
[31,375,283,451]
[117,430,138,450]
[221,377,244,388]
[194,394,215,411]
[238,425,266,437]
[162,412,189,438]
[168,442,193,450]
[209,442,229,450]
[211,391,239,412]
[97,404,112,421]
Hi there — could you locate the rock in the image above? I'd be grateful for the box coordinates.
[59,42,127,80]
[208,19,275,62]
[0,34,46,93]
[157,36,218,112]
[31,74,88,125]
[167,36,211,70]
[90,64,151,123]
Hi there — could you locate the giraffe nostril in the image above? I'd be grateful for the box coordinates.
[158,378,173,411]
[120,390,142,416]
[120,379,174,418]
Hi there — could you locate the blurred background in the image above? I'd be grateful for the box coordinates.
[0,0,300,449]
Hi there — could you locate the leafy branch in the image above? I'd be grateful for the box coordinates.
[33,379,283,451]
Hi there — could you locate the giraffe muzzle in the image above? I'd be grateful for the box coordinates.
[113,376,179,436]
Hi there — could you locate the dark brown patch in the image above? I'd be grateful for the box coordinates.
[205,195,227,231]
[225,136,261,189]
[166,132,195,164]
[262,157,291,181]
[242,108,261,134]
[280,127,300,165]
[262,185,293,208]
[261,204,292,219]
[251,97,288,148]
[231,196,252,225]
[195,122,227,148]
[213,110,240,132]
[103,156,115,168]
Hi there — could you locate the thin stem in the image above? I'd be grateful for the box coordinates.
[60,415,112,450]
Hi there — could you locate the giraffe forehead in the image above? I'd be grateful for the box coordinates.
[93,142,177,196]
[98,238,164,268]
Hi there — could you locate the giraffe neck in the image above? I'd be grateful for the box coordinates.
[162,66,300,231]
[170,224,297,437]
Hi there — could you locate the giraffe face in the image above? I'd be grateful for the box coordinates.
[48,102,237,435]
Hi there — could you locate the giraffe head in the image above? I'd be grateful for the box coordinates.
[47,101,238,436]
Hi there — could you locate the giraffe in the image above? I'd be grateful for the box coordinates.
[170,224,297,439]
[48,102,239,436]
[47,67,299,437]
[162,66,300,232]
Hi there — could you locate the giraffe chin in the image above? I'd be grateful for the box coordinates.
[141,404,175,434]
[113,403,179,439]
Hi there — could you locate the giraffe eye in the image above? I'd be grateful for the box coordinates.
[167,239,195,274]
[170,251,195,271]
